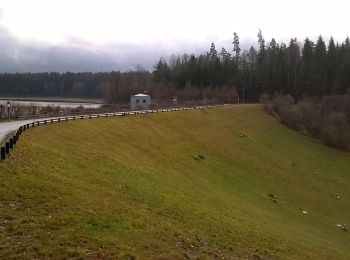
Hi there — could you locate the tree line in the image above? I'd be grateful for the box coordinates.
[153,30,350,101]
[0,31,350,102]
[0,71,152,102]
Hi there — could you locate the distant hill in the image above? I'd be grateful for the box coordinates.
[0,105,349,259]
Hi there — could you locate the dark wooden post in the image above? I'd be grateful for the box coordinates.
[5,142,10,154]
[1,147,5,160]
[9,138,13,148]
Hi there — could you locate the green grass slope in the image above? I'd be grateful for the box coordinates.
[0,105,349,259]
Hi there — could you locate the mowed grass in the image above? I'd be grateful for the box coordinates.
[0,105,349,259]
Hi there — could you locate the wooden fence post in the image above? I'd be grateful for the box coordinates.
[5,142,9,154]
[1,147,5,160]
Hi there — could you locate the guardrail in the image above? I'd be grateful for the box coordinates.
[0,104,231,161]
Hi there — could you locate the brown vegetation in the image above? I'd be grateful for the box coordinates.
[264,94,350,150]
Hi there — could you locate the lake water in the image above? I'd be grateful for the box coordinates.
[0,99,103,142]
[0,99,102,108]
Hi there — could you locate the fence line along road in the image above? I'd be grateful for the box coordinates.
[0,104,231,160]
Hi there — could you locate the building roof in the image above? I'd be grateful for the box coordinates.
[133,93,150,97]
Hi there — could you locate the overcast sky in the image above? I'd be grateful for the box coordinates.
[0,0,349,72]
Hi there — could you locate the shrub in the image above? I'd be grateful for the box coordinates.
[321,112,350,149]
[281,105,302,130]
[265,95,350,150]
[259,93,270,104]
[149,103,158,110]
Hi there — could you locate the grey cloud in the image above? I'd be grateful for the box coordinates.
[0,22,169,72]
[0,22,254,73]
[0,28,160,72]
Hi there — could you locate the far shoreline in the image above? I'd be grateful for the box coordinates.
[0,96,106,104]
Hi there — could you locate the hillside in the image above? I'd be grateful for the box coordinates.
[0,105,349,259]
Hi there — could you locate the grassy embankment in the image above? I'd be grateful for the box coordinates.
[0,105,349,259]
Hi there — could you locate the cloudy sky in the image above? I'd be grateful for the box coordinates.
[0,0,349,72]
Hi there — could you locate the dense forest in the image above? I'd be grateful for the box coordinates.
[0,71,152,102]
[153,30,350,101]
[0,30,350,102]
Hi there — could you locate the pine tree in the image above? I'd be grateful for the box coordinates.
[314,35,327,95]
[327,37,338,94]
[209,43,218,59]
[267,38,279,94]
[232,32,241,61]
[257,29,266,64]
[220,48,228,61]
[339,37,350,93]
[301,38,314,95]
[247,46,257,69]
[287,38,300,95]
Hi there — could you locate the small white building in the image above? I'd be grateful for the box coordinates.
[130,93,151,110]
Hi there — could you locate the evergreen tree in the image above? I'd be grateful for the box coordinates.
[314,35,327,95]
[339,37,350,93]
[220,48,228,61]
[287,38,300,95]
[327,37,338,94]
[301,38,314,95]
[209,43,218,59]
[232,32,241,61]
[267,38,279,93]
[257,29,266,64]
[247,46,257,70]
